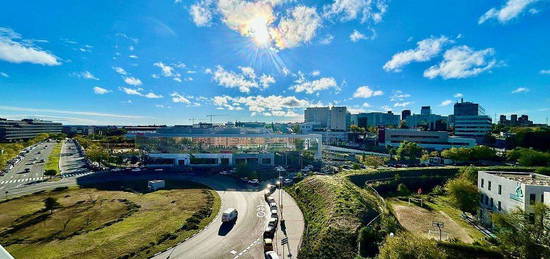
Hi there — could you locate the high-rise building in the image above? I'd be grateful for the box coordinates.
[451,100,492,141]
[454,98,484,116]
[421,106,431,116]
[350,112,400,128]
[401,110,411,121]
[498,114,533,126]
[304,106,349,131]
[0,118,62,142]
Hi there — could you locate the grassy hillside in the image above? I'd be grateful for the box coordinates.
[287,175,381,258]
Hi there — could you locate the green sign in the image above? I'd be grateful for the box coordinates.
[509,183,523,202]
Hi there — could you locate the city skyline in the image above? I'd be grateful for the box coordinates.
[1,0,550,125]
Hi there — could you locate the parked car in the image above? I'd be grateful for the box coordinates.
[266,196,275,204]
[222,208,238,223]
[271,209,278,218]
[263,238,274,252]
[269,202,277,210]
[284,178,293,185]
[268,217,278,228]
[266,184,276,193]
[263,225,276,239]
[265,251,279,259]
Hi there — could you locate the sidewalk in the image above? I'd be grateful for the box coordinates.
[272,189,304,259]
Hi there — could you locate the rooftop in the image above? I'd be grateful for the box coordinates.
[482,171,550,186]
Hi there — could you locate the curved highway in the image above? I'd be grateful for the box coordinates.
[155,175,267,259]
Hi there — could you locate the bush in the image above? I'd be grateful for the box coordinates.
[445,177,479,214]
[396,183,410,196]
[378,232,446,259]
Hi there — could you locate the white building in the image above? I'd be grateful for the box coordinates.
[382,128,476,150]
[478,171,550,225]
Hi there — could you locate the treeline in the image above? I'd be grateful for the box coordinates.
[441,145,550,167]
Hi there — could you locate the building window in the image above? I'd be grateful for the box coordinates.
[490,198,494,208]
[498,201,502,211]
[488,181,491,191]
[530,194,536,205]
[542,194,545,203]
[481,179,484,188]
[498,185,502,195]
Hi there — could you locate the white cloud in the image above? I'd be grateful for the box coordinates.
[129,54,138,59]
[454,93,464,98]
[211,65,274,93]
[323,0,388,24]
[439,100,452,106]
[353,85,383,98]
[292,77,339,94]
[271,6,322,49]
[0,72,8,78]
[390,90,410,101]
[76,71,99,80]
[171,92,191,104]
[113,66,127,75]
[0,105,144,119]
[93,86,111,95]
[349,29,367,42]
[213,95,308,117]
[423,45,497,79]
[479,0,539,24]
[153,62,182,82]
[259,74,276,88]
[120,87,162,99]
[311,70,321,76]
[124,76,143,86]
[319,34,334,45]
[393,101,411,107]
[190,0,214,27]
[540,69,550,75]
[512,87,529,93]
[362,102,371,107]
[0,27,61,66]
[383,36,451,72]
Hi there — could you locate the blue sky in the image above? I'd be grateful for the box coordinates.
[0,0,549,125]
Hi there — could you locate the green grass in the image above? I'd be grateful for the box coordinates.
[287,175,381,258]
[0,180,220,259]
[44,142,62,175]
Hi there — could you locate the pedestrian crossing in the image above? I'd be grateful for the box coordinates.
[0,177,47,184]
[62,171,93,178]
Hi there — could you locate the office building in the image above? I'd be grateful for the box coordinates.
[132,126,322,168]
[454,99,484,116]
[478,171,550,225]
[401,110,411,121]
[381,128,476,150]
[350,112,400,128]
[304,106,349,131]
[498,114,533,126]
[63,125,96,135]
[0,118,62,142]
[123,125,167,134]
[450,100,492,141]
[421,106,431,116]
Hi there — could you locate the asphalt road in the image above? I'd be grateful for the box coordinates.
[59,139,92,177]
[0,141,55,192]
[154,175,268,259]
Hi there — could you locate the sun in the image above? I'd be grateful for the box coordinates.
[248,16,272,47]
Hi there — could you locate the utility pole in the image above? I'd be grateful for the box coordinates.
[189,118,198,125]
[206,114,224,124]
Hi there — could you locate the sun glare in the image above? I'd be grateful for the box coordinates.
[248,16,272,47]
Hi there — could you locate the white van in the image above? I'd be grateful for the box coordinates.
[222,208,238,223]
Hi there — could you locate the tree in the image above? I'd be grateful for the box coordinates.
[43,197,61,214]
[444,177,479,214]
[397,183,411,196]
[44,169,57,177]
[350,125,366,134]
[378,232,446,259]
[363,155,385,168]
[458,166,477,184]
[492,203,550,258]
[396,141,423,162]
[507,148,550,166]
